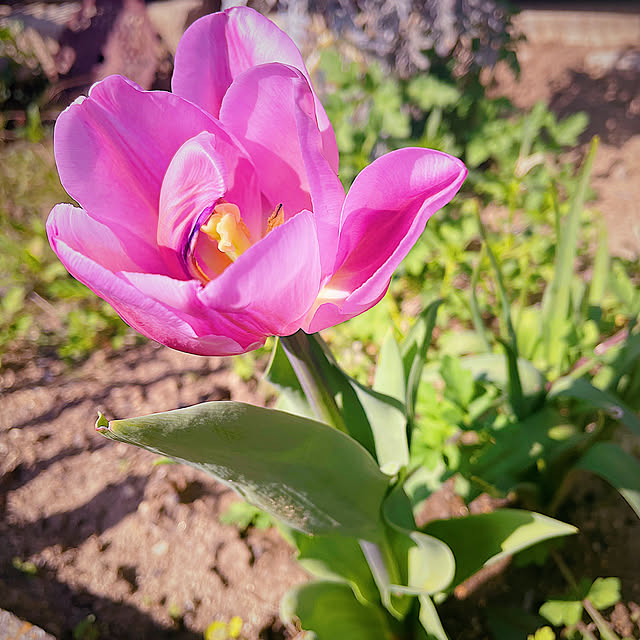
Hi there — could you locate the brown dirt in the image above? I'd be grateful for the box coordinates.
[2,12,640,640]
[0,344,306,639]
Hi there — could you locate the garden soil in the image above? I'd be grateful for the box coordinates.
[1,20,639,640]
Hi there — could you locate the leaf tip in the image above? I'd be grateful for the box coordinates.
[95,411,111,435]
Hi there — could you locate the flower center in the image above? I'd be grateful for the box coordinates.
[189,202,285,282]
[200,202,252,262]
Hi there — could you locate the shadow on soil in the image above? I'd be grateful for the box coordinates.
[550,58,640,146]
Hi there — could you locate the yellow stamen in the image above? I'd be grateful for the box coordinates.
[200,202,252,261]
[267,203,284,232]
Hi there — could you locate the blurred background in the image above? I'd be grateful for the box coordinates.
[0,1,639,639]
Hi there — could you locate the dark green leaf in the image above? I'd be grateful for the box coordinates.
[549,376,640,436]
[575,443,640,518]
[423,509,576,591]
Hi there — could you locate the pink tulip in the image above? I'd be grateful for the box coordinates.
[47,7,466,356]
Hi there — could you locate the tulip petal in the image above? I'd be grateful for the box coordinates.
[306,148,467,332]
[157,131,265,278]
[172,7,338,172]
[47,204,168,275]
[54,75,235,267]
[199,209,321,338]
[220,63,344,276]
[48,206,263,355]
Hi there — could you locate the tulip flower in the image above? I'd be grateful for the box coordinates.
[47,7,466,356]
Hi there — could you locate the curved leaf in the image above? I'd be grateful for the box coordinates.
[423,509,577,591]
[97,402,389,538]
[292,532,380,606]
[576,442,640,517]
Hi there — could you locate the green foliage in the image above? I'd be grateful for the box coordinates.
[96,403,389,538]
[539,577,623,640]
[12,556,38,576]
[423,510,576,592]
[0,143,132,364]
[219,501,274,531]
[73,615,99,640]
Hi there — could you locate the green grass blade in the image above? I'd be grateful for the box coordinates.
[542,138,599,367]
[588,218,610,309]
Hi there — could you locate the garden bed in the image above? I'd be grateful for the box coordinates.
[1,13,639,640]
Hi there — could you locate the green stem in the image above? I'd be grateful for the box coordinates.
[583,600,621,640]
[280,331,347,433]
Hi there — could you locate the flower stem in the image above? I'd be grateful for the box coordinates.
[280,331,347,433]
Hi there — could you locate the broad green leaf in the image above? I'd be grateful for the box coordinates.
[374,330,406,404]
[350,380,409,471]
[281,581,395,640]
[423,509,576,591]
[539,600,583,626]
[576,443,640,518]
[292,532,380,607]
[96,402,388,538]
[549,376,640,436]
[588,577,621,610]
[542,138,598,368]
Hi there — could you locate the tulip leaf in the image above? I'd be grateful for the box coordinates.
[417,594,449,640]
[264,339,314,419]
[291,531,380,607]
[423,509,577,591]
[548,376,640,436]
[275,335,409,471]
[383,484,455,596]
[575,442,640,518]
[374,330,406,404]
[281,581,395,640]
[96,402,389,538]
